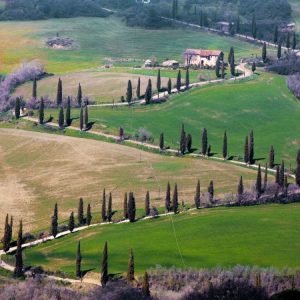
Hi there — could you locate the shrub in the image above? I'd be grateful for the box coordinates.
[135,128,154,143]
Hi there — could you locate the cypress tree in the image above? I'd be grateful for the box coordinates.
[84,105,89,128]
[14,220,23,278]
[223,131,227,159]
[78,197,84,225]
[284,175,288,197]
[176,70,181,92]
[185,68,190,89]
[126,80,132,104]
[157,69,161,98]
[296,150,300,186]
[264,163,268,192]
[274,26,278,44]
[230,52,235,76]
[76,241,81,278]
[79,106,84,131]
[287,32,291,49]
[145,79,152,104]
[215,58,221,78]
[276,165,280,185]
[228,47,234,64]
[279,160,285,187]
[244,136,249,164]
[86,204,92,226]
[101,241,108,286]
[256,165,262,198]
[142,272,150,297]
[165,182,171,212]
[15,97,21,119]
[107,193,112,222]
[38,97,44,125]
[292,32,297,50]
[252,62,256,73]
[277,41,282,59]
[221,61,225,79]
[123,192,128,219]
[262,43,267,63]
[145,191,150,216]
[208,181,214,203]
[202,128,208,156]
[128,192,136,222]
[194,180,200,209]
[159,132,164,150]
[173,183,178,213]
[269,146,275,168]
[102,189,106,222]
[167,78,172,94]
[66,96,71,126]
[3,214,11,252]
[136,77,141,99]
[58,106,64,128]
[252,14,257,39]
[56,78,62,107]
[249,130,254,165]
[237,176,244,204]
[77,83,82,107]
[69,211,75,232]
[127,249,135,282]
[207,144,212,158]
[32,78,37,99]
[180,124,186,154]
[51,203,58,238]
[186,133,192,153]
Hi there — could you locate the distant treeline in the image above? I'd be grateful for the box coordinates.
[0,0,111,20]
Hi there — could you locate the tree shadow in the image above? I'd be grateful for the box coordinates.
[227,155,237,161]
[188,148,198,154]
[81,268,95,277]
[254,157,266,162]
[85,121,95,131]
[208,152,217,157]
[46,116,53,123]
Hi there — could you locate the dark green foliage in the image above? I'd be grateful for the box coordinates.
[277,42,282,59]
[123,193,128,219]
[173,183,178,213]
[167,78,172,94]
[194,180,200,209]
[279,161,285,187]
[142,272,150,297]
[180,124,186,154]
[186,133,192,153]
[274,26,278,44]
[102,189,106,223]
[221,61,225,79]
[58,106,64,128]
[107,193,112,222]
[51,203,58,238]
[264,163,268,192]
[252,14,257,39]
[165,182,171,212]
[230,54,235,76]
[244,136,249,164]
[223,131,227,159]
[284,175,288,197]
[256,165,262,198]
[252,62,256,73]
[78,197,84,225]
[127,249,135,282]
[215,58,221,78]
[292,32,297,50]
[77,83,82,107]
[238,176,244,200]
[126,80,132,103]
[32,78,37,99]
[14,220,23,278]
[249,130,254,164]
[185,68,190,89]
[286,32,291,49]
[296,150,300,186]
[157,69,161,97]
[101,241,108,286]
[145,191,150,216]
[208,181,214,203]
[86,204,92,226]
[136,77,141,99]
[229,22,235,36]
[202,128,208,156]
[15,97,21,119]
[84,105,88,128]
[128,192,136,222]
[3,214,11,252]
[69,211,75,232]
[159,132,164,150]
[176,70,181,92]
[76,241,81,278]
[145,79,152,104]
[276,165,280,185]
[228,47,234,64]
[66,96,71,126]
[38,97,44,125]
[269,146,275,168]
[262,43,267,62]
[56,78,62,107]
[79,106,84,131]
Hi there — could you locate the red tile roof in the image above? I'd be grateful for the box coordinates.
[184,49,222,57]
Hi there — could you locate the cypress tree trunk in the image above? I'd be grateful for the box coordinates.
[202,128,208,156]
[145,191,150,216]
[249,130,254,164]
[69,211,75,232]
[101,241,108,286]
[159,133,164,150]
[15,97,21,119]
[39,97,44,125]
[185,68,190,89]
[142,272,150,297]
[128,192,136,222]
[86,204,92,226]
[51,203,58,238]
[194,180,200,209]
[66,96,71,126]
[56,78,62,107]
[223,131,227,159]
[32,78,37,99]
[256,165,262,199]
[165,182,171,212]
[102,189,106,222]
[176,70,181,92]
[3,214,11,252]
[76,241,81,278]
[58,106,64,129]
[136,77,141,99]
[79,106,84,131]
[78,197,84,225]
[123,193,128,219]
[126,80,132,104]
[157,69,161,99]
[237,176,244,204]
[167,78,172,94]
[14,220,23,278]
[77,83,82,107]
[107,193,112,222]
[180,124,186,154]
[127,249,135,282]
[208,181,214,203]
[186,133,192,153]
[172,183,178,213]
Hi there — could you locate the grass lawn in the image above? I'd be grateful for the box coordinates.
[0,127,262,233]
[38,71,300,166]
[22,203,300,277]
[290,0,300,32]
[0,16,265,74]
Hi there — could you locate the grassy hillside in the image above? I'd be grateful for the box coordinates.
[290,0,300,31]
[22,203,300,276]
[0,128,260,233]
[0,16,264,74]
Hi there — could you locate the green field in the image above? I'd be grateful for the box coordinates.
[22,203,300,277]
[290,0,300,32]
[38,71,300,166]
[0,16,265,74]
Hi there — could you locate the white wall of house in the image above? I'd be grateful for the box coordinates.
[186,55,219,67]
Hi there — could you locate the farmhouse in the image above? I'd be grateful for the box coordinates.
[161,60,179,68]
[183,49,223,68]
